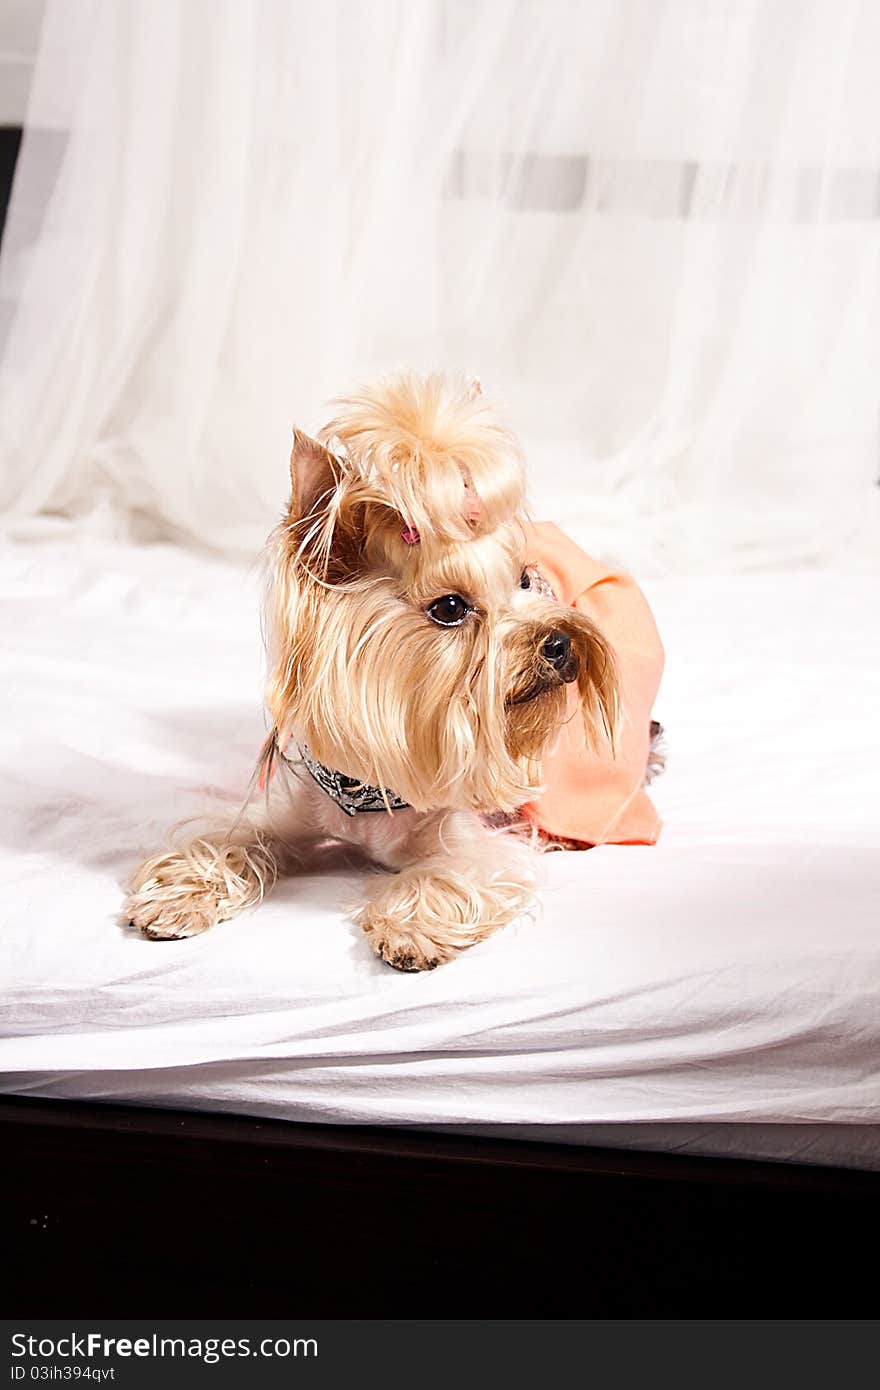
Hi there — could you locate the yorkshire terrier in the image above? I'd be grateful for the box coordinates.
[125,375,629,971]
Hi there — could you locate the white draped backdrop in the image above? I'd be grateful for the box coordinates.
[1,0,878,570]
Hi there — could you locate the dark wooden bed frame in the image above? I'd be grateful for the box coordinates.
[3,1095,877,1317]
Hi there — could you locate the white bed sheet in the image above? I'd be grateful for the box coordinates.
[2,534,879,1167]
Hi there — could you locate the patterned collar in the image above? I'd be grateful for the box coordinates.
[298,743,410,817]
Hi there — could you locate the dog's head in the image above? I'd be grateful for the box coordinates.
[267,374,617,812]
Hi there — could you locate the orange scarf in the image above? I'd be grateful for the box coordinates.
[522,521,664,847]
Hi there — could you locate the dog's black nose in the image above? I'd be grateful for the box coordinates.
[540,629,571,670]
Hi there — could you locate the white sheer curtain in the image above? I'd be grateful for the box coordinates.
[1,0,878,569]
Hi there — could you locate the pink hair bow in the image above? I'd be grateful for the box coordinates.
[400,485,481,546]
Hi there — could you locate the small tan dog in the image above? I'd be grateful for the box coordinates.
[125,375,620,970]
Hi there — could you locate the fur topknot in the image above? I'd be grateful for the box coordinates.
[318,373,525,544]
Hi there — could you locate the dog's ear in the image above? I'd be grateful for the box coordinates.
[289,428,342,521]
[286,427,362,581]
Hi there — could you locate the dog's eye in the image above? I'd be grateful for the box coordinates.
[427,594,470,627]
[520,569,532,590]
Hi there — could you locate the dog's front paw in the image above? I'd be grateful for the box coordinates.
[359,912,452,972]
[356,864,530,972]
[126,891,218,941]
[125,865,219,941]
[125,836,275,941]
[124,847,223,940]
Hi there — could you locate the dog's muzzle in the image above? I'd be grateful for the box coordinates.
[507,628,580,708]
